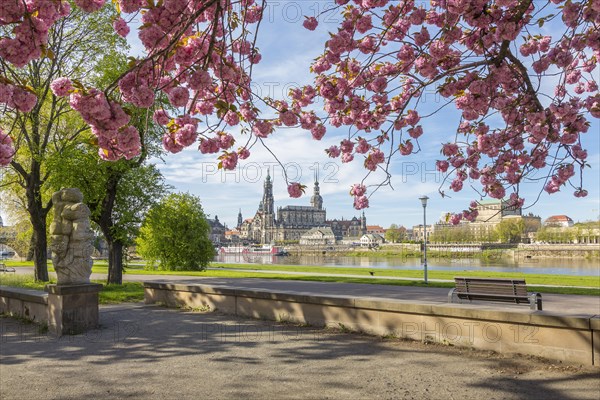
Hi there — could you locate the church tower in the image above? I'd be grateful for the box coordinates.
[361,211,367,234]
[310,170,323,210]
[237,209,242,228]
[261,169,275,243]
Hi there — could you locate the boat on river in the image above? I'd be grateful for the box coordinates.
[219,245,289,256]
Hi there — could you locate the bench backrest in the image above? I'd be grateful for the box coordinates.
[454,277,528,297]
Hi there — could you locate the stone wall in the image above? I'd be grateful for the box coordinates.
[0,283,101,335]
[144,281,600,366]
[0,286,48,323]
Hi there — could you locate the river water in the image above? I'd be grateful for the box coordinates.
[214,254,600,276]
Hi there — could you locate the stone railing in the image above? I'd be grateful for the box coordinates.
[144,281,600,366]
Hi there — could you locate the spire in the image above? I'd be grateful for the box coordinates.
[310,168,323,210]
[361,211,367,232]
[262,167,274,214]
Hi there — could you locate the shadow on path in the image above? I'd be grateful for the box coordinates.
[1,304,599,399]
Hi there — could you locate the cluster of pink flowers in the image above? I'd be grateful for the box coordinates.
[300,0,598,212]
[0,0,71,68]
[287,182,305,198]
[2,0,598,212]
[0,129,15,167]
[0,82,37,112]
[65,84,141,160]
[349,184,369,210]
[3,0,270,167]
[446,201,480,226]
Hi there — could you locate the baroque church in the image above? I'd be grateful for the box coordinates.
[238,171,366,244]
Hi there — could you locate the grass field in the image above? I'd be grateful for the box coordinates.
[0,274,145,304]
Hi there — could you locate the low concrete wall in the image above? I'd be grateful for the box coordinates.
[0,285,48,323]
[144,281,600,366]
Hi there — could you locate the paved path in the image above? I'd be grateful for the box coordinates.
[7,267,600,315]
[134,275,600,316]
[1,303,599,400]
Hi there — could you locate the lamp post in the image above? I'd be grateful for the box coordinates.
[419,196,429,284]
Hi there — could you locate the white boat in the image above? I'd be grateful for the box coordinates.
[218,246,247,254]
[219,245,288,256]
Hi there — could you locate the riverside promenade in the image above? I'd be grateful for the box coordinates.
[135,274,600,315]
[9,266,600,314]
[2,270,600,399]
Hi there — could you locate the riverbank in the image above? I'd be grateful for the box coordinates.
[301,243,600,260]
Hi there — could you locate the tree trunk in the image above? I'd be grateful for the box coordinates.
[27,176,49,281]
[107,239,124,285]
[26,234,35,261]
[94,171,123,285]
[33,225,49,281]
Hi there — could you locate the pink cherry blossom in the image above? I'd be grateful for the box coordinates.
[238,147,250,159]
[219,151,238,170]
[50,78,73,97]
[350,184,366,197]
[311,125,326,140]
[303,17,318,31]
[398,140,413,156]
[224,110,240,126]
[113,17,130,37]
[74,0,105,13]
[326,145,341,158]
[0,129,15,166]
[167,87,190,108]
[287,182,305,198]
[153,109,171,126]
[11,87,37,112]
[353,195,369,210]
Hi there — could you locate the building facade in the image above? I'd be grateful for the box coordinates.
[299,227,336,246]
[430,200,542,243]
[239,171,366,244]
[544,215,575,227]
[207,216,227,244]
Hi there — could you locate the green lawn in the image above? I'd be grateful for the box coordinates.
[0,274,144,304]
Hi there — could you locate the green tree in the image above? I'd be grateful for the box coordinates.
[48,148,169,283]
[0,6,125,281]
[536,226,575,243]
[5,220,32,259]
[495,219,525,243]
[46,49,170,285]
[385,224,406,243]
[137,193,214,271]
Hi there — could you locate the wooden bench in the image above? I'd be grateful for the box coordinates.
[0,263,16,273]
[448,277,542,310]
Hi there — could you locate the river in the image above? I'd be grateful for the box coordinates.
[214,254,600,276]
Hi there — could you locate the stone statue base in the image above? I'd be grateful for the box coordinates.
[46,283,103,335]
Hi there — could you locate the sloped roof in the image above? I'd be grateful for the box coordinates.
[545,215,573,222]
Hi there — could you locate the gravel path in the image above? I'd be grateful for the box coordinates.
[1,303,598,400]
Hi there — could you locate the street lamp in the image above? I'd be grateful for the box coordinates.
[419,196,429,284]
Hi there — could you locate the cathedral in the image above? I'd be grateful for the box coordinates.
[238,171,366,244]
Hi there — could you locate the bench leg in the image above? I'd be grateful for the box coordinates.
[529,293,542,311]
[448,288,459,304]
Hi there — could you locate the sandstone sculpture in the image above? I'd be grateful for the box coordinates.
[50,188,94,284]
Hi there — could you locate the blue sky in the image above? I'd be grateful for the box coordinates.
[146,3,600,229]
